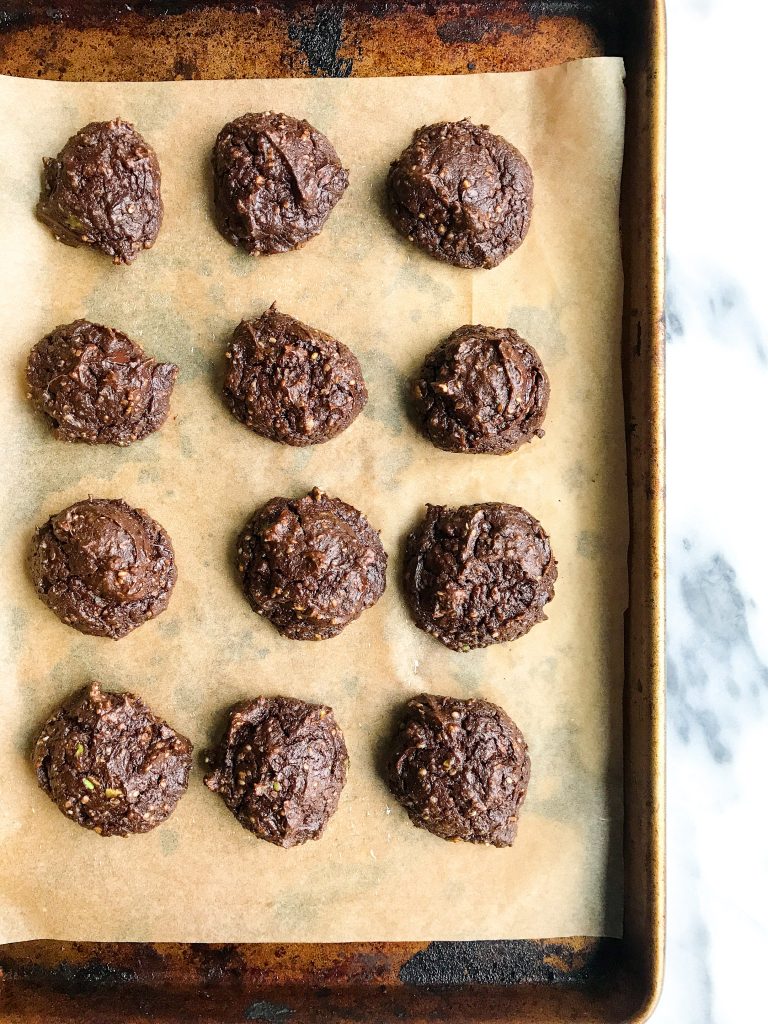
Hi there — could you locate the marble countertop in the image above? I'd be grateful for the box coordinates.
[658,0,768,1020]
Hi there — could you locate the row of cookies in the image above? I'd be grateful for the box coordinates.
[37,113,533,269]
[34,682,530,849]
[26,307,549,454]
[29,489,556,652]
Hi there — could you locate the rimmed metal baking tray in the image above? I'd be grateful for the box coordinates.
[0,2,666,1021]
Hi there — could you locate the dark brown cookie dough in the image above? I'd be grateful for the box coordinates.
[26,319,178,446]
[387,693,530,846]
[237,487,387,641]
[386,118,533,269]
[205,696,348,848]
[212,112,349,254]
[413,324,549,454]
[223,304,367,445]
[33,682,192,837]
[29,498,177,639]
[404,502,557,651]
[36,119,163,264]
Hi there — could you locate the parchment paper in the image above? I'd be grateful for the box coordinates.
[0,58,626,943]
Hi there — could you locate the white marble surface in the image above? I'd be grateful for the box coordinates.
[657,1,768,1020]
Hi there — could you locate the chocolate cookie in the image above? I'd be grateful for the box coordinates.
[413,324,549,454]
[387,693,530,846]
[26,319,178,446]
[237,487,387,640]
[36,119,163,264]
[223,304,367,445]
[404,502,557,651]
[212,112,348,254]
[205,696,348,847]
[33,682,192,837]
[29,498,177,639]
[386,119,533,269]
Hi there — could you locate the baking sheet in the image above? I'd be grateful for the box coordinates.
[0,58,626,943]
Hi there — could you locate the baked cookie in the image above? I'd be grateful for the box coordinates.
[386,119,533,269]
[33,682,192,837]
[29,498,177,639]
[388,693,530,846]
[404,502,556,651]
[212,112,348,254]
[224,304,366,445]
[412,324,548,454]
[237,487,387,640]
[26,319,178,445]
[36,118,163,264]
[205,696,348,848]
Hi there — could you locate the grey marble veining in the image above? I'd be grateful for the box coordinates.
[669,544,768,762]
[656,1,768,1019]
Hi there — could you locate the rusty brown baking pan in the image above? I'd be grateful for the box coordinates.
[0,2,666,1021]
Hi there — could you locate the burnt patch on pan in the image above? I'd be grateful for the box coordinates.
[437,2,621,53]
[2,958,137,993]
[187,943,250,986]
[288,4,354,77]
[399,938,619,985]
[244,1000,295,1022]
[437,18,525,44]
